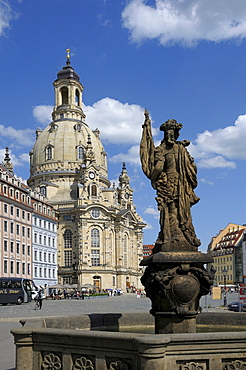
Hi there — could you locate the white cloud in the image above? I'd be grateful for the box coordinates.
[188,114,246,169]
[142,219,154,230]
[33,105,53,125]
[122,0,246,46]
[110,145,140,165]
[144,206,159,218]
[0,124,34,147]
[84,98,152,145]
[200,178,214,186]
[0,0,17,36]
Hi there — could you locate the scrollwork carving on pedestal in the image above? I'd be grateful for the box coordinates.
[142,262,213,316]
[223,360,246,370]
[180,362,206,370]
[41,353,61,369]
[109,360,131,370]
[73,356,94,370]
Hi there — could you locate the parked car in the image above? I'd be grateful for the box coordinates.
[228,301,246,312]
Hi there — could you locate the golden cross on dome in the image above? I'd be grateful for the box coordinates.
[66,48,71,63]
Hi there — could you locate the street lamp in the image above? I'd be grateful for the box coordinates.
[222,268,228,307]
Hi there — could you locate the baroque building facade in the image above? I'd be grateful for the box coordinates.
[27,52,145,291]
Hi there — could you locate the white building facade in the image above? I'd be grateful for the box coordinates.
[32,192,58,288]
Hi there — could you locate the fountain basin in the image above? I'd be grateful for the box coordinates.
[11,312,246,370]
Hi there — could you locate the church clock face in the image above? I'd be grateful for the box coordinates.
[89,171,95,179]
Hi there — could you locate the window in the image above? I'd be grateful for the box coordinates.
[27,245,30,256]
[91,209,100,219]
[44,268,47,278]
[16,262,20,274]
[39,219,42,227]
[48,237,51,246]
[16,243,20,254]
[78,146,84,160]
[22,210,25,219]
[49,269,51,278]
[44,236,47,245]
[27,212,30,221]
[22,226,25,237]
[35,267,38,277]
[22,262,25,275]
[44,221,46,229]
[34,233,37,243]
[16,224,20,235]
[10,205,14,215]
[3,186,7,194]
[91,250,100,266]
[46,146,52,160]
[40,186,47,197]
[34,217,37,226]
[48,223,51,230]
[53,254,55,263]
[91,184,97,197]
[64,250,72,266]
[39,235,42,244]
[4,221,7,232]
[39,268,42,277]
[75,89,80,106]
[22,244,25,255]
[4,204,7,213]
[44,252,47,262]
[4,240,7,252]
[11,261,14,274]
[91,228,100,248]
[10,241,13,253]
[34,250,37,260]
[4,260,7,273]
[39,251,42,261]
[16,208,20,217]
[60,86,68,104]
[53,269,55,278]
[10,222,14,234]
[64,230,72,248]
[48,253,51,263]
[64,215,72,221]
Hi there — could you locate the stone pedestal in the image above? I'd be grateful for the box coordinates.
[140,251,214,334]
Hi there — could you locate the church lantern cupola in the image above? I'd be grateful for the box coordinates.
[52,49,86,123]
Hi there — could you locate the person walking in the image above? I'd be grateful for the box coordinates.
[36,289,44,309]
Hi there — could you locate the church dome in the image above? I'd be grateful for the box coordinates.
[28,52,108,194]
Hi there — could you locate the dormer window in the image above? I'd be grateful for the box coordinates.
[78,146,85,160]
[46,145,53,160]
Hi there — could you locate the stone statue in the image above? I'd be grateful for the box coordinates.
[140,110,201,252]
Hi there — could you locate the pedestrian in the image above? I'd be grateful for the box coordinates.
[36,289,44,309]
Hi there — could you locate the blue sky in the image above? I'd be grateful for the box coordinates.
[1,0,246,251]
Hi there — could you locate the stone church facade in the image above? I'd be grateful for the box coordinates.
[27,52,145,291]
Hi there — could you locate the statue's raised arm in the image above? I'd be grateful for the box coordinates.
[140,109,155,179]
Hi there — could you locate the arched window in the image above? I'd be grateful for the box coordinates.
[40,186,47,197]
[78,146,84,160]
[46,146,52,160]
[64,230,72,248]
[91,228,100,248]
[75,89,80,106]
[60,86,68,105]
[91,184,97,196]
